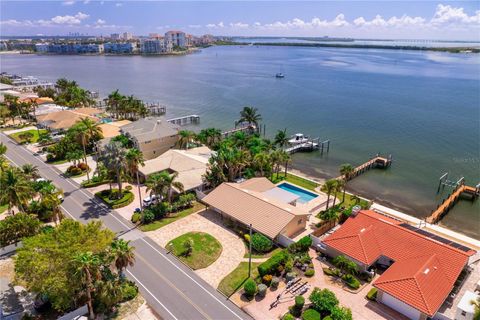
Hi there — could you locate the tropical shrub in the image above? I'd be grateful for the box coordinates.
[305,269,315,277]
[330,306,353,320]
[244,278,257,297]
[258,250,289,276]
[285,259,294,272]
[323,267,340,277]
[257,284,267,297]
[251,233,273,253]
[288,236,312,254]
[262,274,273,286]
[282,314,295,320]
[309,288,339,314]
[125,185,133,191]
[131,212,142,224]
[295,295,305,309]
[77,162,89,171]
[244,234,250,243]
[121,281,139,302]
[302,309,321,320]
[142,209,155,223]
[271,277,280,289]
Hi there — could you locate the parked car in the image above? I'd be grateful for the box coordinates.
[143,195,158,207]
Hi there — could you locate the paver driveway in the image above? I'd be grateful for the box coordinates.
[147,209,246,288]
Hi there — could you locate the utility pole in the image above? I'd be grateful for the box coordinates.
[248,223,253,278]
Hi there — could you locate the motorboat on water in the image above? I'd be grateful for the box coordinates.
[288,133,309,145]
[275,73,285,78]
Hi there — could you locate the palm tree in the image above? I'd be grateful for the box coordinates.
[274,129,289,149]
[159,171,184,203]
[253,152,270,177]
[0,143,7,156]
[145,172,167,201]
[42,189,64,225]
[77,117,103,182]
[126,148,145,210]
[339,163,355,202]
[237,106,262,132]
[281,150,292,178]
[197,128,222,149]
[0,168,33,214]
[177,130,196,150]
[110,239,135,277]
[471,297,480,320]
[333,179,345,207]
[350,195,361,205]
[100,141,128,198]
[20,164,40,181]
[321,179,337,210]
[105,90,124,119]
[73,252,100,320]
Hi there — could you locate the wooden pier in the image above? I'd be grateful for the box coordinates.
[147,103,166,116]
[222,124,256,137]
[167,115,200,126]
[426,183,479,224]
[336,154,393,181]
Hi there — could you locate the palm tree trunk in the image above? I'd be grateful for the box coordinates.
[326,194,330,210]
[342,184,346,202]
[85,270,95,320]
[332,193,337,208]
[136,170,143,218]
[284,161,288,178]
[82,137,90,183]
[116,169,122,198]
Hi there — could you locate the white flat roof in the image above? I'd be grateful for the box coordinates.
[457,290,479,313]
[263,187,300,204]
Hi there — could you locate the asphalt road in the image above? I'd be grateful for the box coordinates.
[1,133,252,320]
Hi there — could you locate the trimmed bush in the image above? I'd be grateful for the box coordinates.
[295,295,305,309]
[121,281,139,302]
[285,259,293,272]
[342,274,360,289]
[142,209,155,223]
[244,278,257,297]
[131,212,141,224]
[305,269,315,277]
[257,284,268,297]
[258,250,289,276]
[77,162,89,171]
[286,272,297,282]
[95,189,134,209]
[288,236,313,254]
[302,309,321,320]
[262,274,273,286]
[251,233,273,253]
[271,277,280,289]
[244,234,250,243]
[125,185,133,191]
[366,288,377,301]
[282,314,295,320]
[323,267,340,277]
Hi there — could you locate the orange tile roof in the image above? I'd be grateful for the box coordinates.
[323,210,475,316]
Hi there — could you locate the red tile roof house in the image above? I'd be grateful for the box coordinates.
[319,210,476,320]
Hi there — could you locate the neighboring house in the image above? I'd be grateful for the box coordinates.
[319,210,476,320]
[202,178,310,243]
[120,117,179,160]
[138,146,212,191]
[36,108,102,131]
[456,291,479,320]
[165,30,187,48]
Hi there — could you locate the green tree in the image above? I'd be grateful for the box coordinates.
[339,164,355,202]
[110,239,135,277]
[330,306,353,320]
[332,179,344,208]
[73,251,101,320]
[177,130,196,150]
[197,128,222,149]
[126,148,145,210]
[0,167,33,214]
[100,141,128,198]
[20,164,40,180]
[159,171,184,203]
[14,220,118,314]
[321,179,337,210]
[274,128,289,148]
[237,106,262,132]
[0,213,41,246]
[76,117,103,182]
[332,255,358,276]
[253,152,270,177]
[18,131,34,144]
[309,288,339,315]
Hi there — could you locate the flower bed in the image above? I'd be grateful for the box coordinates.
[95,189,134,209]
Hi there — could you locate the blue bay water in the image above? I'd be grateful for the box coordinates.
[1,45,479,238]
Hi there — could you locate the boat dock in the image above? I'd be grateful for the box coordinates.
[167,115,200,126]
[336,154,393,181]
[222,124,256,137]
[426,182,479,224]
[285,138,320,154]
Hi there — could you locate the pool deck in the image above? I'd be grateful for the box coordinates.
[275,181,335,214]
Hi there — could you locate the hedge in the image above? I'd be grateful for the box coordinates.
[251,233,273,253]
[366,288,377,301]
[305,269,315,277]
[258,250,289,276]
[95,189,134,209]
[82,179,112,188]
[323,267,340,277]
[302,309,321,320]
[342,274,361,289]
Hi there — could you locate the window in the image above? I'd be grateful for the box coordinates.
[461,311,466,316]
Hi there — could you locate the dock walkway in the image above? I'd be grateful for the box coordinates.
[336,155,392,181]
[285,140,319,154]
[427,185,479,224]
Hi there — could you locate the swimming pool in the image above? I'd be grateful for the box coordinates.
[277,182,318,204]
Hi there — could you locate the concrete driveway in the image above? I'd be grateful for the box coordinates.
[147,209,246,288]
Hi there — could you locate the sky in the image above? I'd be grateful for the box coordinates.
[1,1,479,40]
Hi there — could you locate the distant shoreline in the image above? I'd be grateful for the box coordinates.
[216,41,480,53]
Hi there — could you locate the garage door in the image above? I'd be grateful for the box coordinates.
[381,292,421,320]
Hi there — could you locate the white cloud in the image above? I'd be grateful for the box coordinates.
[188,24,202,29]
[206,22,225,29]
[229,22,249,29]
[62,0,75,6]
[96,19,106,25]
[261,15,349,30]
[49,12,89,25]
[431,4,480,25]
[83,0,90,4]
[354,14,426,28]
[115,2,123,7]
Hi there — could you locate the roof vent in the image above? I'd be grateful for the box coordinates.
[423,268,430,274]
[360,228,366,233]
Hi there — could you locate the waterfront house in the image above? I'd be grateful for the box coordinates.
[140,39,171,54]
[165,30,187,48]
[138,146,212,192]
[104,42,137,54]
[202,178,310,245]
[36,108,102,132]
[120,116,179,160]
[317,210,476,320]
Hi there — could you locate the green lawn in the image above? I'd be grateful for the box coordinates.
[166,231,222,270]
[0,204,8,214]
[46,158,70,165]
[217,262,260,297]
[243,246,282,259]
[333,191,370,209]
[271,172,319,191]
[140,201,204,232]
[10,129,47,144]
